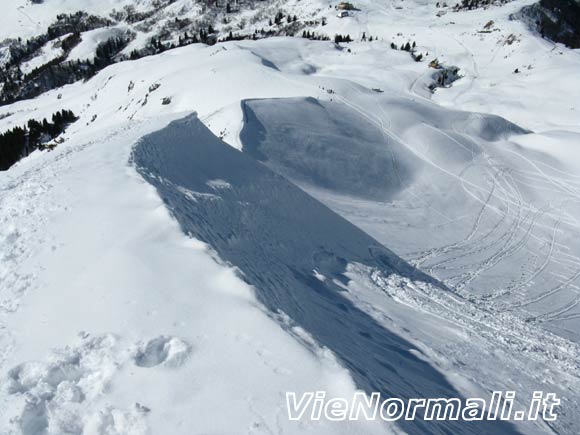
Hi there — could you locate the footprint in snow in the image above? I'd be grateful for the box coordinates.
[133,336,191,368]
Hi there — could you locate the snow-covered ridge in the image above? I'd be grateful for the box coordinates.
[0,0,307,105]
[0,114,391,435]
[1,0,580,434]
[1,0,577,110]
[134,112,580,434]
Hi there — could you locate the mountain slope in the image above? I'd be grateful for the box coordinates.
[0,114,397,435]
[1,0,580,434]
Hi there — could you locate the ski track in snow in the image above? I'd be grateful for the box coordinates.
[311,87,580,335]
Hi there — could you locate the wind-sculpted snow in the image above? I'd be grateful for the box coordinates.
[1,0,580,431]
[240,96,580,345]
[241,97,529,201]
[241,97,419,201]
[133,114,522,435]
[240,96,580,433]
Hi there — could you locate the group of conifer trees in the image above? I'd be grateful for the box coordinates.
[0,110,78,170]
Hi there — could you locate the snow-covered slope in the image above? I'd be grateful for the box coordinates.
[1,0,580,434]
[0,113,397,435]
[0,0,149,41]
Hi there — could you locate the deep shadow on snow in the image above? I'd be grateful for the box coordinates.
[132,114,521,435]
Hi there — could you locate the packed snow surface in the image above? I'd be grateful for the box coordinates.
[1,0,580,434]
